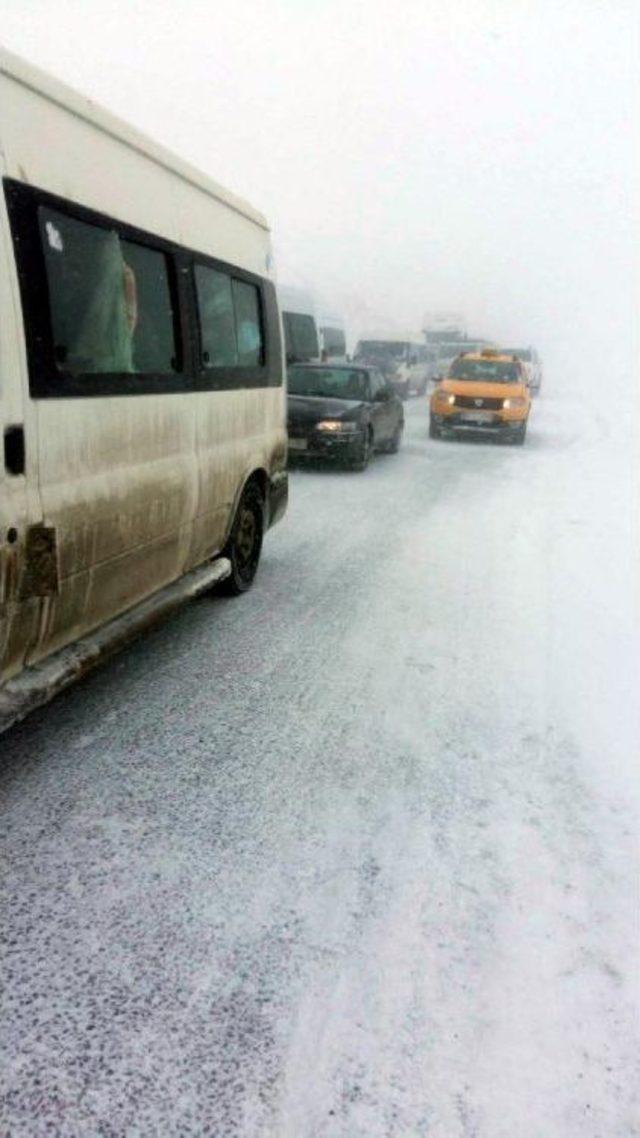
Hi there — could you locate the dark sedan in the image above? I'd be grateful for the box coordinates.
[287,364,404,470]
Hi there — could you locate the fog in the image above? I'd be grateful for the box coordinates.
[1,0,637,377]
[2,7,639,1131]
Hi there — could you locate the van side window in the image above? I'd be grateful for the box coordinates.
[120,240,178,373]
[195,266,238,368]
[195,266,264,370]
[38,207,178,377]
[5,179,282,395]
[232,279,264,367]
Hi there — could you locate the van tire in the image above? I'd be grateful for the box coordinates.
[221,481,264,594]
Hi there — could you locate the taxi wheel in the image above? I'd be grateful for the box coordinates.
[511,421,527,446]
[429,416,441,440]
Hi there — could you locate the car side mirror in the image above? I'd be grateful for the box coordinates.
[375,388,390,402]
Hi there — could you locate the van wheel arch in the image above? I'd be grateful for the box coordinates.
[223,469,268,548]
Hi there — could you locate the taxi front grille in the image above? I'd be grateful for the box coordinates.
[454,395,504,410]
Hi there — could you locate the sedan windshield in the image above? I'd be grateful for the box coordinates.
[288,365,369,400]
[449,358,521,383]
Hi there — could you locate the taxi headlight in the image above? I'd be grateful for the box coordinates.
[502,397,527,409]
[316,419,359,433]
[434,391,456,406]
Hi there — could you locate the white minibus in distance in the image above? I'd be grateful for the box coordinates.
[0,49,287,731]
[353,331,428,398]
[318,313,347,362]
[279,285,321,364]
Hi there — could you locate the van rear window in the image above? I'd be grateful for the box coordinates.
[39,207,178,377]
[195,265,264,370]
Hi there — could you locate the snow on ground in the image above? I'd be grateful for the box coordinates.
[1,388,638,1137]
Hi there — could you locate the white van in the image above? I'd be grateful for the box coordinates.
[318,313,347,362]
[0,49,287,730]
[353,332,428,398]
[278,285,321,364]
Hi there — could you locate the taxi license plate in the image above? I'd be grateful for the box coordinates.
[460,411,494,424]
[288,437,308,451]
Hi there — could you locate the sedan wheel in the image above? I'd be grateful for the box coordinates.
[350,430,372,471]
[387,422,404,453]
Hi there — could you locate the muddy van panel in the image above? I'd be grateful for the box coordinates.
[0,48,286,721]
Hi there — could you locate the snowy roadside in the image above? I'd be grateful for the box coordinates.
[273,395,640,1136]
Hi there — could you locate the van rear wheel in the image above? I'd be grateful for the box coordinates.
[221,481,264,594]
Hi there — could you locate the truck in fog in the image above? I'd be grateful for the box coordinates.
[353,332,429,398]
[422,312,492,379]
[501,346,543,394]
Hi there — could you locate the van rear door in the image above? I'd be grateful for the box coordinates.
[0,165,43,682]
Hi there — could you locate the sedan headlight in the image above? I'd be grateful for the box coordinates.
[502,397,527,409]
[316,420,359,433]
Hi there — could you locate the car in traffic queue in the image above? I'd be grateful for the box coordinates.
[429,349,531,444]
[352,333,427,400]
[287,363,404,470]
[501,346,543,394]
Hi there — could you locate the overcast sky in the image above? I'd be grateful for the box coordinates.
[1,0,637,370]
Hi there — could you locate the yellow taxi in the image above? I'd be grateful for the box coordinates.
[429,348,531,444]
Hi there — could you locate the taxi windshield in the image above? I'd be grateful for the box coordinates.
[449,358,521,383]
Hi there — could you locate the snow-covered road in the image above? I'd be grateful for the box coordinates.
[1,393,638,1137]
